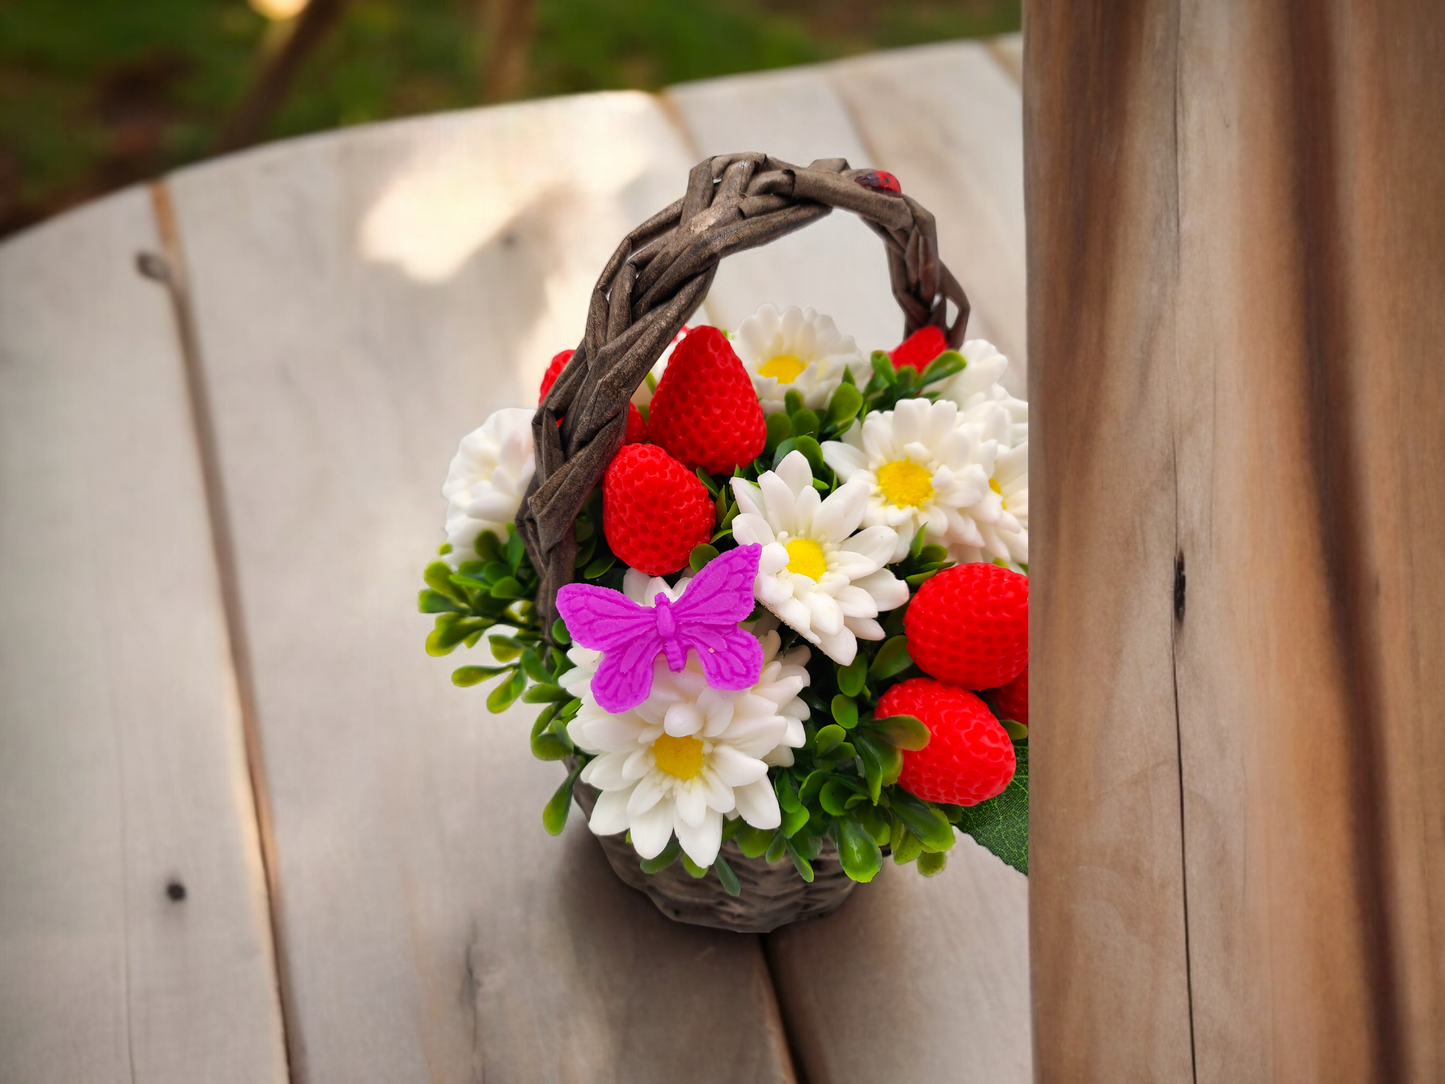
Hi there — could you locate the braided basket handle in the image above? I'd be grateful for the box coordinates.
[519,152,971,636]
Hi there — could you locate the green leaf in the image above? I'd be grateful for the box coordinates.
[764,411,792,455]
[890,791,956,852]
[572,536,596,569]
[954,741,1029,874]
[837,816,883,883]
[870,350,897,386]
[573,517,594,543]
[681,855,708,878]
[789,408,819,438]
[819,779,855,817]
[530,733,571,760]
[869,713,931,751]
[917,850,949,876]
[784,388,805,416]
[855,803,890,846]
[505,525,526,570]
[771,437,797,469]
[426,614,469,656]
[689,543,719,572]
[736,825,774,858]
[917,544,950,565]
[542,764,582,835]
[787,840,815,882]
[489,635,524,662]
[854,731,899,802]
[551,618,571,646]
[774,775,801,812]
[919,349,966,387]
[522,682,572,703]
[488,669,528,714]
[837,654,868,698]
[640,838,682,873]
[867,636,913,682]
[858,747,883,803]
[519,647,552,684]
[418,589,464,614]
[583,552,616,580]
[830,695,859,729]
[825,383,863,431]
[782,804,810,838]
[424,560,465,602]
[694,466,720,496]
[530,705,557,739]
[1001,719,1029,741]
[764,830,787,864]
[905,570,940,587]
[489,576,524,599]
[789,435,826,478]
[907,523,928,561]
[474,530,504,563]
[893,828,925,864]
[452,665,510,687]
[713,855,742,896]
[814,723,847,759]
[481,560,511,584]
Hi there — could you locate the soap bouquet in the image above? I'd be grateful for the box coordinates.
[418,155,1028,929]
[423,311,1029,872]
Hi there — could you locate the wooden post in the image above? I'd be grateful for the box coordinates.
[1027,3,1445,1080]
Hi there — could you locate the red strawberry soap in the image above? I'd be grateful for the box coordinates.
[878,678,1016,806]
[986,667,1028,728]
[540,348,645,445]
[647,325,765,473]
[904,563,1028,689]
[603,444,714,575]
[889,325,948,372]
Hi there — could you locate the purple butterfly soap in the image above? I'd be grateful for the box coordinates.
[554,544,764,713]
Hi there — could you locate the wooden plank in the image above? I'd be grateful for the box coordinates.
[669,59,1033,1082]
[0,191,287,1081]
[664,69,904,353]
[830,40,1029,394]
[1025,5,1195,1080]
[164,92,796,1083]
[1030,2,1445,1079]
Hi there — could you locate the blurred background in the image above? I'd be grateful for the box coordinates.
[0,0,1020,240]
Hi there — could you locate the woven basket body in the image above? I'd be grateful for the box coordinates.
[571,778,856,933]
[533,153,968,932]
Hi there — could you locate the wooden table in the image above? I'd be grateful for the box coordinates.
[0,38,1029,1083]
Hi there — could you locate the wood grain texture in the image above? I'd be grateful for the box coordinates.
[669,50,1032,1083]
[831,40,1029,394]
[1029,2,1445,1080]
[164,93,796,1083]
[0,190,287,1082]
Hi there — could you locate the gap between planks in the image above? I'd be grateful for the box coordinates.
[144,180,300,1082]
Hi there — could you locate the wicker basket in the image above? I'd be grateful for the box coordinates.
[528,153,969,933]
[571,774,857,933]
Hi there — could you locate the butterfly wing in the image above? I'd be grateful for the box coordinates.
[675,622,764,691]
[554,582,664,712]
[555,583,657,653]
[670,544,761,627]
[669,545,764,690]
[590,632,665,712]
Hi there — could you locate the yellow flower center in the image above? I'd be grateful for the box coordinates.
[878,460,935,508]
[989,476,1007,509]
[758,354,806,383]
[653,733,705,779]
[785,538,827,581]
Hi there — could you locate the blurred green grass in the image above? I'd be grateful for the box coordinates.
[0,0,1019,238]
